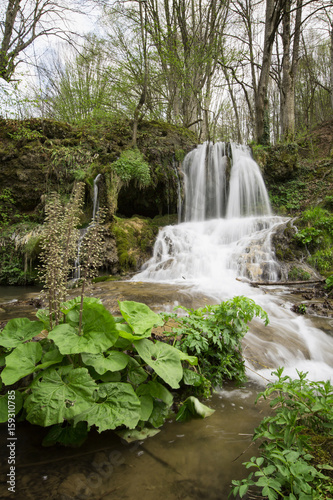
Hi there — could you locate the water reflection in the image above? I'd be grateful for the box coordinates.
[0,383,269,500]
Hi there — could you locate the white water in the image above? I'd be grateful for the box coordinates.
[134,142,333,384]
[93,173,102,220]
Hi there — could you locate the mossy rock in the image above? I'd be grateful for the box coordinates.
[110,214,177,274]
[264,143,299,183]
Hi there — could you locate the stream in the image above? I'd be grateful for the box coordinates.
[1,142,333,499]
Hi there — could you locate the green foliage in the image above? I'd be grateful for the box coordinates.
[111,148,151,187]
[323,195,333,210]
[0,294,265,446]
[7,123,43,142]
[0,298,203,445]
[0,188,17,226]
[49,145,98,182]
[230,368,333,499]
[0,189,38,285]
[325,275,333,290]
[294,207,333,275]
[296,303,307,315]
[163,296,269,390]
[269,180,306,213]
[308,248,333,274]
[287,267,311,281]
[176,396,215,422]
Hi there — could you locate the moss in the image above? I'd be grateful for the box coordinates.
[264,143,299,183]
[111,214,176,274]
[251,144,270,170]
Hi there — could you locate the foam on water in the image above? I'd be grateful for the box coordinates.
[134,142,333,383]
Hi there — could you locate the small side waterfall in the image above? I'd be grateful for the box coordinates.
[134,142,333,383]
[93,174,102,220]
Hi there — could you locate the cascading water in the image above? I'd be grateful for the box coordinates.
[135,142,333,383]
[93,173,102,220]
[226,143,272,218]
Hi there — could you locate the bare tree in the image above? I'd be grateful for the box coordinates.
[0,0,89,81]
[279,0,302,140]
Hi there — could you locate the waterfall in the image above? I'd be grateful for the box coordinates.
[137,142,280,285]
[182,142,228,221]
[226,144,272,218]
[134,142,333,383]
[93,174,102,220]
[181,142,271,222]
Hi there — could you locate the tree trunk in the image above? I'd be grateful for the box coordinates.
[132,0,148,146]
[255,0,276,144]
[330,22,333,111]
[280,0,302,140]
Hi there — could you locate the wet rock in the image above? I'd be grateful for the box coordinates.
[58,472,93,499]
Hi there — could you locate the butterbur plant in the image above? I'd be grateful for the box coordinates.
[0,298,212,446]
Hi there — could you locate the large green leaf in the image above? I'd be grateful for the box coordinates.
[48,305,119,355]
[74,382,141,432]
[133,339,183,389]
[1,343,43,385]
[42,422,88,447]
[115,322,151,341]
[183,369,203,386]
[36,309,51,329]
[0,391,23,423]
[25,366,97,426]
[136,380,173,406]
[37,347,64,371]
[81,351,130,375]
[0,318,43,348]
[178,351,198,366]
[148,400,170,428]
[176,396,215,422]
[118,301,164,336]
[127,357,148,385]
[66,302,117,333]
[60,296,102,314]
[138,394,154,421]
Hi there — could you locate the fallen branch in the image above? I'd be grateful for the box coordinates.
[236,278,326,287]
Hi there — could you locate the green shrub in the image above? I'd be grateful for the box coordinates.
[325,275,333,290]
[230,368,333,499]
[308,248,333,273]
[111,148,151,187]
[294,207,333,274]
[288,267,311,281]
[163,296,269,390]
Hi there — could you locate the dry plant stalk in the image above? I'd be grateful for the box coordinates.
[39,183,84,329]
[77,208,106,334]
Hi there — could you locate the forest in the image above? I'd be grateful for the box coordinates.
[1,0,332,145]
[1,1,333,500]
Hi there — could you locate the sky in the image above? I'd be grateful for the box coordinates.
[0,1,101,118]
